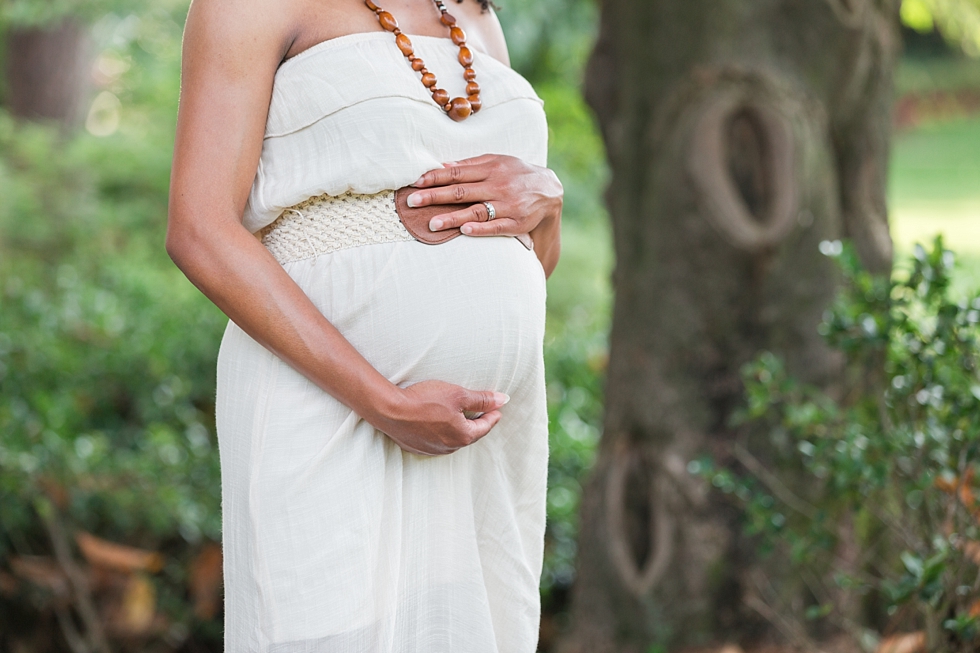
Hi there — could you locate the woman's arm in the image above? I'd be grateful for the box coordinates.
[167,0,507,456]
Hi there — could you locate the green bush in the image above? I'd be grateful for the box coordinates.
[0,96,227,645]
[702,237,980,652]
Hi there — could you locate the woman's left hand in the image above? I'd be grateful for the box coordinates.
[405,154,563,276]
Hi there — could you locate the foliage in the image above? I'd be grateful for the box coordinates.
[0,0,187,29]
[495,0,598,86]
[536,79,611,600]
[701,238,980,651]
[0,6,228,646]
[903,0,980,58]
[542,302,607,598]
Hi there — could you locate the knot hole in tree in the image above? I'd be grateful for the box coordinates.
[605,442,675,598]
[726,107,775,226]
[689,88,799,253]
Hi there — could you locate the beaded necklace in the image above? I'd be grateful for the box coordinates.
[365,0,482,121]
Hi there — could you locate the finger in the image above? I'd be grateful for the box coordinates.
[460,217,522,237]
[461,390,510,414]
[412,162,491,188]
[407,182,489,208]
[428,201,503,231]
[448,153,501,167]
[460,409,503,444]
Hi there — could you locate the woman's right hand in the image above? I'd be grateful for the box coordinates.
[369,382,510,456]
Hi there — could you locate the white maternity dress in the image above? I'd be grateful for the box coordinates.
[215,32,550,653]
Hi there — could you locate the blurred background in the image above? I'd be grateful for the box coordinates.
[1,1,979,652]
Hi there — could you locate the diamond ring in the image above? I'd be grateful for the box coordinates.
[482,201,496,221]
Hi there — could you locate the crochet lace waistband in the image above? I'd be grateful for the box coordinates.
[258,191,415,265]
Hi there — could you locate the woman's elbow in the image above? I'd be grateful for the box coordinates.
[165,213,199,271]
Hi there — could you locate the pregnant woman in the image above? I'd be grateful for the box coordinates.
[166,0,562,650]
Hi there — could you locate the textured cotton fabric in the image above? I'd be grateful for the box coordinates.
[216,31,550,653]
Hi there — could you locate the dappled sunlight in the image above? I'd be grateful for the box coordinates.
[892,200,980,253]
[890,125,980,287]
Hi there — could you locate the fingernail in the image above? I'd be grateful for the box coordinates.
[442,161,458,167]
[494,392,510,406]
[407,193,421,207]
[409,176,425,187]
[461,224,473,235]
[429,219,442,231]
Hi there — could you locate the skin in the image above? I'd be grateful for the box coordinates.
[167,0,563,456]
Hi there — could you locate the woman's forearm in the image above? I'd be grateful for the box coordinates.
[531,208,561,278]
[166,213,402,422]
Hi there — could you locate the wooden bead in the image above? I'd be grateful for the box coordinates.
[377,11,398,31]
[447,97,472,122]
[431,88,450,107]
[367,2,480,121]
[395,33,414,56]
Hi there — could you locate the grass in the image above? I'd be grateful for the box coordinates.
[889,115,980,294]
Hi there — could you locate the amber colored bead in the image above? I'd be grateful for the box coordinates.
[463,68,476,82]
[421,72,437,88]
[447,97,472,121]
[395,33,414,56]
[364,0,380,10]
[411,58,425,72]
[468,94,482,113]
[458,46,473,67]
[431,88,450,107]
[465,82,480,96]
[440,12,456,26]
[450,27,466,45]
[378,11,398,31]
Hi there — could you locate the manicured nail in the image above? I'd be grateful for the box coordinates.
[407,193,422,207]
[409,177,424,187]
[461,224,473,235]
[429,219,443,231]
[494,392,510,406]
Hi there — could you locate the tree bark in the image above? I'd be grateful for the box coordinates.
[4,19,92,127]
[560,1,900,651]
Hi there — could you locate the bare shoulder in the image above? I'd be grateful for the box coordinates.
[183,0,299,72]
[171,0,306,221]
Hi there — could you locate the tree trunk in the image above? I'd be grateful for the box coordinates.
[560,1,900,651]
[4,19,92,127]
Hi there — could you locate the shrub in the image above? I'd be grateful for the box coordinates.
[701,237,980,652]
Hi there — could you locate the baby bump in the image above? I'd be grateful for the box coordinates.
[285,235,547,394]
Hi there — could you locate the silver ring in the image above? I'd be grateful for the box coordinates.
[482,201,496,221]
